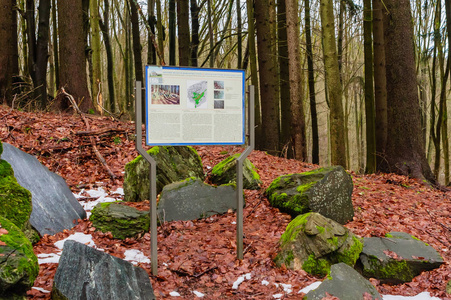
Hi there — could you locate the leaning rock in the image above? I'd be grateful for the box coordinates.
[360,232,444,283]
[2,143,86,236]
[124,146,204,202]
[90,203,150,239]
[210,153,262,189]
[52,240,155,300]
[265,166,354,224]
[275,212,362,277]
[0,216,39,298]
[304,263,382,299]
[157,178,237,222]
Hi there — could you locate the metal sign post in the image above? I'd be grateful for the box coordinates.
[135,81,158,276]
[236,85,255,259]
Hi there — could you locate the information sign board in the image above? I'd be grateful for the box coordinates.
[145,66,245,146]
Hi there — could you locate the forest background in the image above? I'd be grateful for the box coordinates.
[0,0,451,186]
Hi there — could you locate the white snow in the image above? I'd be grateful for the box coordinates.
[76,187,118,218]
[112,188,124,195]
[37,253,61,264]
[193,290,205,297]
[32,287,51,293]
[169,291,181,297]
[272,294,283,299]
[298,281,322,294]
[123,249,151,265]
[261,280,270,286]
[232,273,252,289]
[54,232,96,250]
[382,293,441,300]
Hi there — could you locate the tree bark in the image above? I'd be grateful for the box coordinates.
[0,0,19,105]
[129,0,144,120]
[58,0,92,112]
[169,0,176,65]
[147,0,157,65]
[177,0,190,66]
[190,0,200,67]
[285,0,306,160]
[255,0,280,155]
[90,0,102,112]
[363,0,376,173]
[373,0,387,169]
[320,0,347,167]
[381,0,436,184]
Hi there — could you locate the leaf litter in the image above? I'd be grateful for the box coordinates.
[0,106,450,299]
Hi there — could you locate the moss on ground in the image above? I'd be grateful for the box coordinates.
[302,254,330,277]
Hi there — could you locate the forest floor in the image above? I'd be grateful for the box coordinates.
[0,105,450,299]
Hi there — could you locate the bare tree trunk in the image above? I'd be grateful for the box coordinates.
[90,0,102,112]
[147,0,156,65]
[177,0,190,66]
[168,0,176,65]
[129,0,144,120]
[285,0,306,160]
[190,0,199,66]
[207,0,214,67]
[320,0,347,167]
[236,0,242,68]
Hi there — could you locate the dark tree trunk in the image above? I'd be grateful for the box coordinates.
[147,0,157,65]
[236,0,242,69]
[99,0,116,112]
[190,0,200,67]
[304,0,319,164]
[381,0,436,184]
[177,0,190,66]
[255,0,280,155]
[0,0,19,105]
[35,0,51,109]
[169,0,176,65]
[129,0,144,120]
[58,0,92,112]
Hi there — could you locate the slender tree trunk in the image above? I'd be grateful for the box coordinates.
[99,0,115,112]
[90,0,102,112]
[156,0,164,65]
[337,0,344,82]
[236,0,242,69]
[58,0,92,112]
[129,0,144,120]
[255,0,280,155]
[207,0,214,67]
[285,0,306,160]
[35,0,51,109]
[147,0,156,65]
[320,0,347,167]
[177,0,190,66]
[52,0,59,89]
[363,0,376,173]
[168,0,176,65]
[0,0,19,105]
[246,0,261,149]
[381,0,436,184]
[373,0,387,169]
[304,0,319,164]
[278,0,291,156]
[190,0,199,66]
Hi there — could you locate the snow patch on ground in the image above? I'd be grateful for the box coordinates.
[298,281,322,294]
[123,249,151,265]
[232,273,251,289]
[192,290,205,297]
[169,291,181,297]
[31,287,51,293]
[54,232,96,250]
[37,253,61,264]
[76,187,118,218]
[272,294,283,299]
[382,293,441,300]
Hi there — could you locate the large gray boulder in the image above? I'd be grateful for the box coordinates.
[52,240,155,300]
[2,143,86,236]
[275,212,362,277]
[0,216,39,299]
[124,146,204,202]
[209,153,262,190]
[304,263,382,300]
[360,232,444,283]
[265,166,354,224]
[157,178,237,222]
[90,203,150,239]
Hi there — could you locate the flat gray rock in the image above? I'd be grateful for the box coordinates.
[360,232,444,283]
[1,143,86,236]
[305,263,382,300]
[157,178,237,222]
[52,240,155,300]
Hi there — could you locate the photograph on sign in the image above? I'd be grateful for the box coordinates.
[145,66,245,146]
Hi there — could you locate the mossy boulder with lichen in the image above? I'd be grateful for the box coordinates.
[90,203,150,239]
[124,146,205,202]
[0,216,39,298]
[265,166,354,224]
[274,212,363,277]
[210,153,261,189]
[359,232,444,284]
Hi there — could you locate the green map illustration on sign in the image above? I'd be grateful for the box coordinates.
[187,80,208,108]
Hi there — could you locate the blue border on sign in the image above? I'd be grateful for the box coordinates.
[145,66,246,146]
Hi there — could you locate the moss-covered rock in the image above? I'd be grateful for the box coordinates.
[210,153,261,189]
[124,146,205,202]
[265,166,354,224]
[275,212,362,277]
[0,160,33,234]
[0,216,39,298]
[90,203,150,239]
[360,232,444,283]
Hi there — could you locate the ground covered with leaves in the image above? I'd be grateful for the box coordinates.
[0,105,450,299]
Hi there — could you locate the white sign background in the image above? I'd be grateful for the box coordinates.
[145,66,245,146]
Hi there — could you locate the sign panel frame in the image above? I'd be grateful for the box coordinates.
[145,66,246,146]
